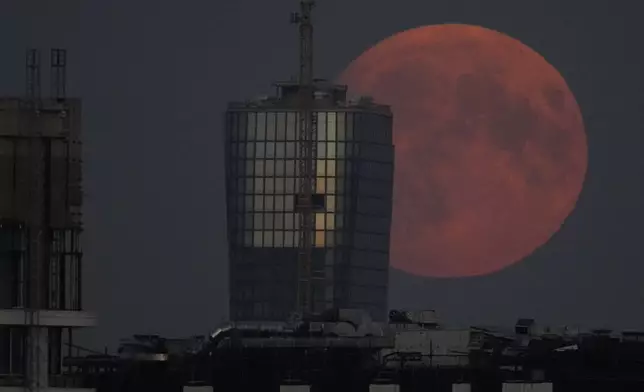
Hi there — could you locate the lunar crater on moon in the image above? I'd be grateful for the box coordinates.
[339,24,587,278]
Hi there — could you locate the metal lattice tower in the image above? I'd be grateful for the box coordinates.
[291,0,317,317]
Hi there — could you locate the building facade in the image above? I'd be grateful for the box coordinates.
[225,81,394,322]
[0,97,95,390]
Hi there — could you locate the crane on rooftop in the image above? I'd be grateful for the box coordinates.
[290,0,317,319]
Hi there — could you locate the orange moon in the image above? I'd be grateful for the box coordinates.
[338,24,587,278]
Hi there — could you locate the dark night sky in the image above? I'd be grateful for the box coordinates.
[1,0,643,348]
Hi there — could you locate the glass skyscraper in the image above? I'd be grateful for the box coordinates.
[225,80,393,322]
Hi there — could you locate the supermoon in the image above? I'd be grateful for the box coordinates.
[338,24,587,278]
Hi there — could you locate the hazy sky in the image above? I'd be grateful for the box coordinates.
[1,0,643,348]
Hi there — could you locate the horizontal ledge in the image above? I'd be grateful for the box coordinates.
[0,309,97,327]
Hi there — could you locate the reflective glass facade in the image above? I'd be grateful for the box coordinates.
[225,91,393,322]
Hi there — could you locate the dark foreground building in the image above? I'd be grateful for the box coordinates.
[224,80,394,321]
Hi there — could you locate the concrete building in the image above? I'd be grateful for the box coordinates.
[0,70,96,390]
[225,80,394,322]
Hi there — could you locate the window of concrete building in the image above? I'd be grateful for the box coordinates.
[317,141,326,158]
[253,231,262,247]
[327,112,336,141]
[286,142,296,158]
[266,142,275,158]
[285,160,295,176]
[254,195,263,210]
[255,142,265,158]
[274,231,284,247]
[315,231,325,247]
[254,178,264,193]
[247,113,256,140]
[266,112,276,140]
[263,231,273,247]
[327,142,336,159]
[274,213,284,229]
[316,159,325,176]
[286,112,297,140]
[265,177,274,193]
[337,112,345,140]
[245,143,254,158]
[276,112,286,140]
[326,195,335,212]
[284,231,295,247]
[317,112,326,140]
[256,113,266,140]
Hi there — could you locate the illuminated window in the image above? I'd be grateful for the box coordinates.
[316,178,325,193]
[316,160,326,176]
[315,213,325,231]
[315,231,325,247]
[327,112,336,140]
[326,178,335,194]
[326,196,335,212]
[327,142,336,159]
[317,142,326,158]
[327,160,336,176]
[325,214,335,230]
